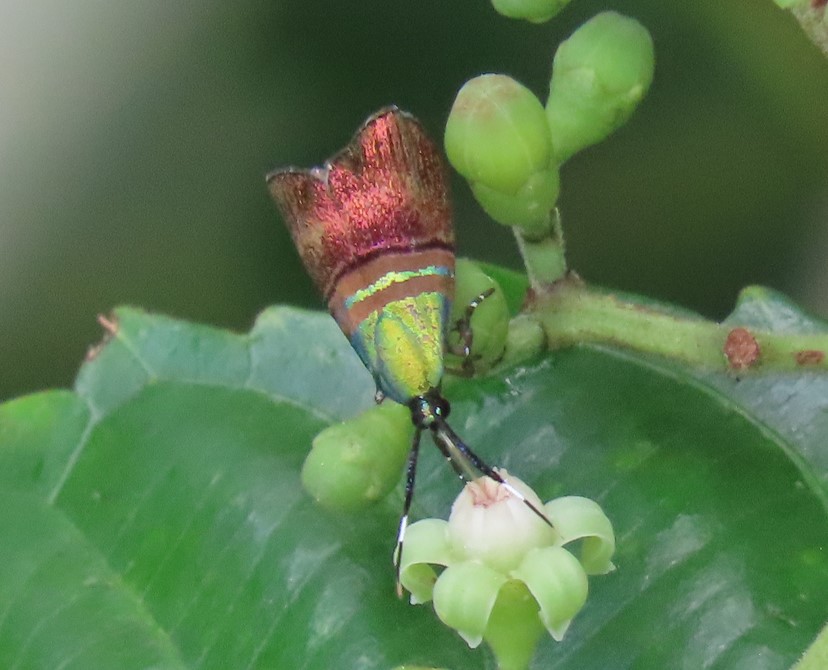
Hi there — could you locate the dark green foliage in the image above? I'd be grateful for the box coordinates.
[0,297,825,668]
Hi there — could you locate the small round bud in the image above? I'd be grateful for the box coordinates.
[546,12,655,162]
[448,259,510,373]
[501,313,547,366]
[491,0,572,24]
[301,402,411,512]
[445,75,553,195]
[471,167,559,234]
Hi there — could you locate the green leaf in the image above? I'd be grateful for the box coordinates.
[711,286,828,491]
[0,295,826,669]
[0,489,187,669]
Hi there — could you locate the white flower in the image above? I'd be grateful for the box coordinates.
[399,470,615,667]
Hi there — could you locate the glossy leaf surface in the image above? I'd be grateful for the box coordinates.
[0,297,825,669]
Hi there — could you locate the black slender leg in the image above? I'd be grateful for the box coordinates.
[448,287,496,376]
[394,427,422,597]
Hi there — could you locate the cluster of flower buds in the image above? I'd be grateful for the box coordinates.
[445,11,654,236]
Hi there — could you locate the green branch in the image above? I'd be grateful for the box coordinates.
[511,209,567,288]
[525,278,828,372]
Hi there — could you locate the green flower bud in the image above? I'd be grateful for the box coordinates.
[471,167,559,235]
[546,11,655,162]
[399,471,616,669]
[301,402,412,512]
[501,314,546,366]
[447,259,510,373]
[445,74,553,195]
[491,0,572,24]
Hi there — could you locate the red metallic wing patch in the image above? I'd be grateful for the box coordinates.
[267,107,453,300]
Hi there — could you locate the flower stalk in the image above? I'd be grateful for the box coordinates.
[511,207,567,290]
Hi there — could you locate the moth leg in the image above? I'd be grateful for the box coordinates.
[447,287,496,376]
[393,427,422,598]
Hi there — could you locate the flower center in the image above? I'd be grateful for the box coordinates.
[467,476,510,507]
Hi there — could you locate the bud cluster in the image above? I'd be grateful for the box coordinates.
[445,11,654,235]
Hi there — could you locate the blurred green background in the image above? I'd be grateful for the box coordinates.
[2,0,827,401]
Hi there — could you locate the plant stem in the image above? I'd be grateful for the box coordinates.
[508,209,828,373]
[512,209,567,289]
[525,278,828,372]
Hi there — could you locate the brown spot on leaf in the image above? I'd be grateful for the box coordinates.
[85,313,119,361]
[812,0,826,9]
[84,343,104,362]
[795,349,824,366]
[97,313,119,335]
[724,327,760,370]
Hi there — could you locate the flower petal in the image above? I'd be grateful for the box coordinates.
[483,581,546,670]
[512,546,588,641]
[544,496,616,574]
[399,519,452,604]
[432,562,508,648]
